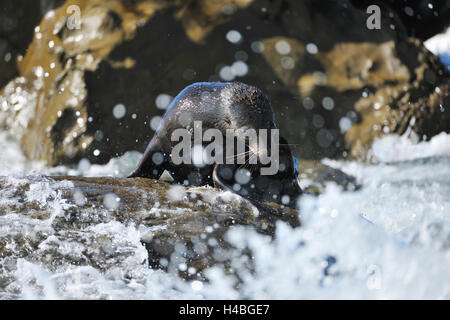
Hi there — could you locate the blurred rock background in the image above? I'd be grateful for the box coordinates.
[0,0,449,166]
[0,0,65,89]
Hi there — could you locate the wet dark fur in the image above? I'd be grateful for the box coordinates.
[128,82,302,210]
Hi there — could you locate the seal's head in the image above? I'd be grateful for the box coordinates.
[219,83,275,127]
[217,82,277,160]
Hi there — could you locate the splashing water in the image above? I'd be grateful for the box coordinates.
[425,27,450,67]
[0,130,449,299]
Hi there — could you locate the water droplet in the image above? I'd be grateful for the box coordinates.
[219,66,235,81]
[152,152,164,165]
[94,130,103,141]
[404,6,414,16]
[150,116,162,131]
[312,114,325,128]
[226,30,242,44]
[250,41,264,53]
[280,56,295,69]
[235,169,251,185]
[103,193,119,210]
[303,97,314,110]
[235,50,248,61]
[34,66,43,78]
[281,195,290,205]
[4,52,11,63]
[178,263,187,272]
[306,43,318,54]
[188,267,197,275]
[73,189,87,206]
[316,129,333,148]
[231,61,248,77]
[113,104,126,119]
[155,94,172,110]
[275,40,291,55]
[339,117,352,133]
[322,97,335,110]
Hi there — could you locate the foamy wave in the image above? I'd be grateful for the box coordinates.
[371,132,450,163]
[425,27,450,67]
[0,130,141,177]
[1,129,449,299]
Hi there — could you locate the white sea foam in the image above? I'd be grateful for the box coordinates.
[0,130,142,177]
[425,27,450,61]
[0,129,449,299]
[425,27,450,67]
[371,132,450,163]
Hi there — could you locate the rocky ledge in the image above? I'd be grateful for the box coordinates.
[0,174,298,281]
[0,161,357,282]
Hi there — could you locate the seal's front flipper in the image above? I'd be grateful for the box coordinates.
[127,158,166,179]
[127,138,169,179]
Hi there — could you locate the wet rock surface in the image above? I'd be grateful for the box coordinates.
[0,0,448,165]
[0,174,300,284]
[0,157,360,287]
[299,160,361,195]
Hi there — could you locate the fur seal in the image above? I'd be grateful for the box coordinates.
[128,82,302,209]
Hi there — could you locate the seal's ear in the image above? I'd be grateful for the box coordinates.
[127,138,168,179]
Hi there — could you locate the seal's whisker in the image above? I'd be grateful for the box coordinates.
[238,152,258,170]
[247,153,257,164]
[225,151,251,160]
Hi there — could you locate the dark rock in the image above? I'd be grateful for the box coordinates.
[0,0,65,89]
[351,0,450,41]
[0,0,448,165]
